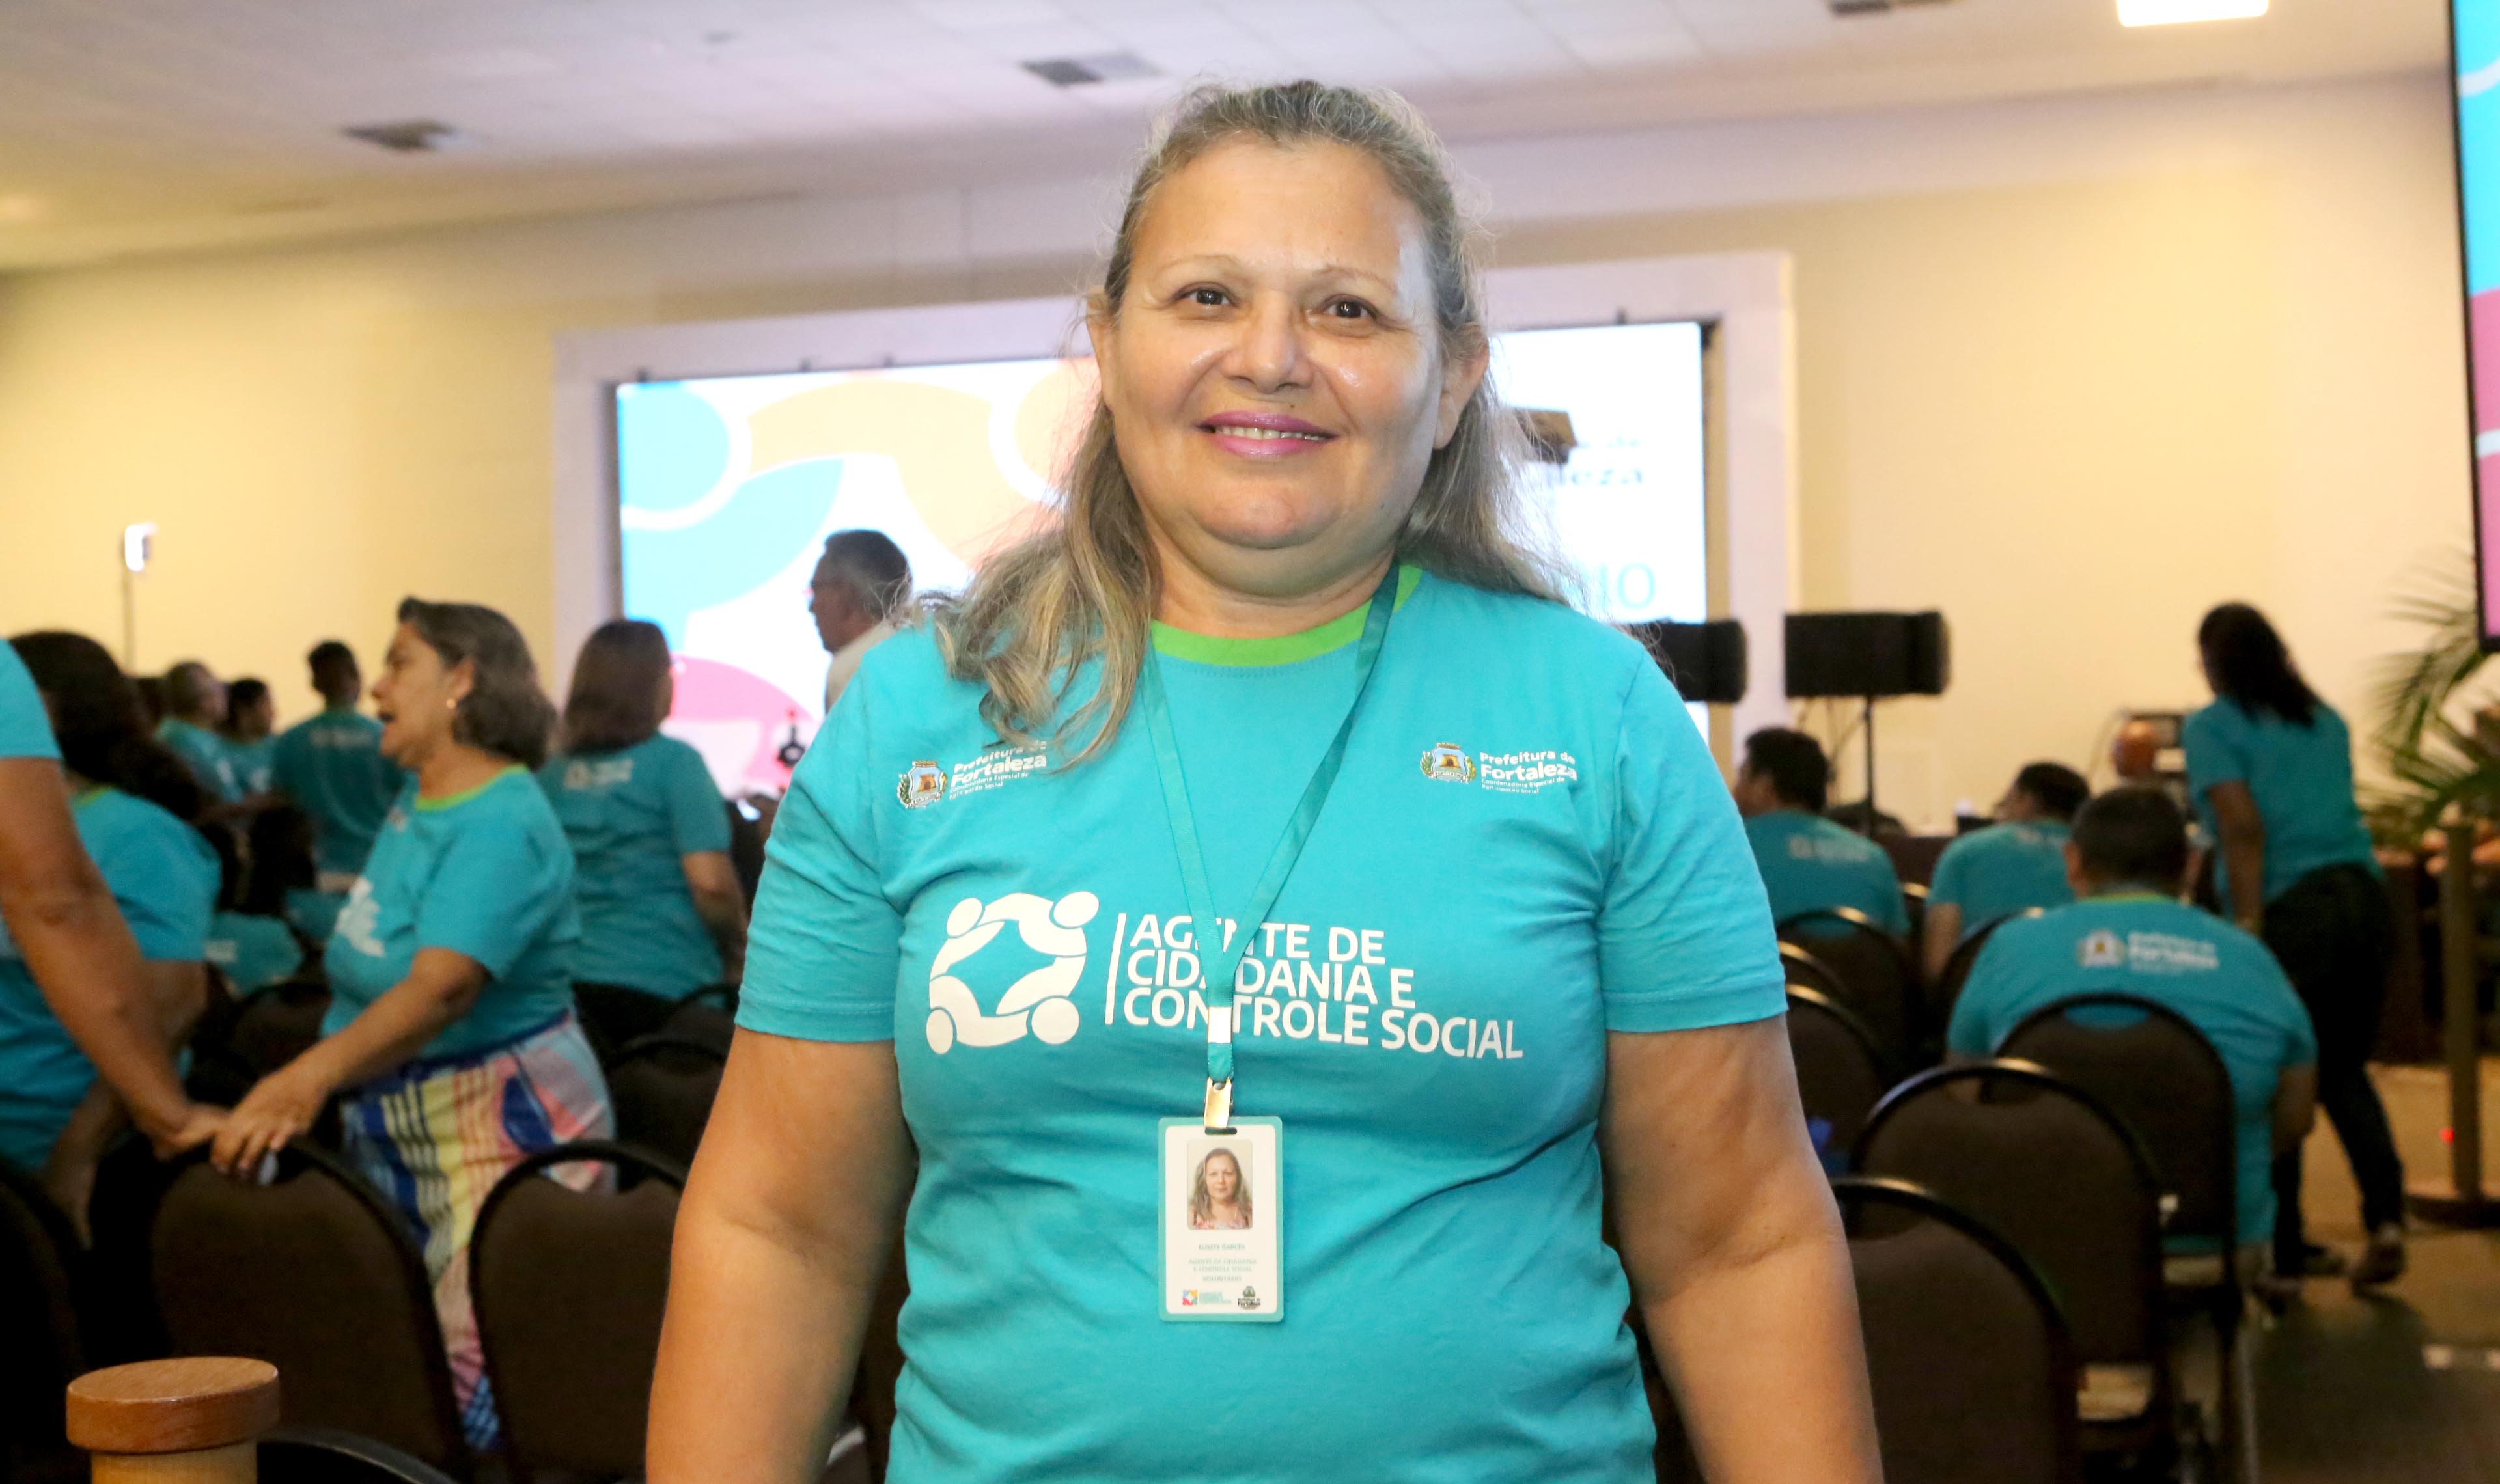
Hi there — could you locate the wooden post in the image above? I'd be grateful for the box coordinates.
[66,1358,280,1484]
[2410,816,2500,1226]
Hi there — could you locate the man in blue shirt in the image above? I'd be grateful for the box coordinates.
[155,660,241,803]
[271,640,406,936]
[1734,728,1909,935]
[1921,760,2089,978]
[1949,786,2317,1259]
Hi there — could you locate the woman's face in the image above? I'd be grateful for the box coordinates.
[1091,139,1486,603]
[372,622,469,767]
[1204,1150,1240,1202]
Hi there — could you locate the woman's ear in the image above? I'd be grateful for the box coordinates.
[1433,329,1489,449]
[446,658,477,708]
[1084,296,1121,417]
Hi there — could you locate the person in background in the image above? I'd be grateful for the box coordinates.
[2185,602,2403,1290]
[3,633,221,1232]
[214,598,609,1451]
[270,640,405,941]
[157,659,242,803]
[1734,727,1910,936]
[541,619,746,1052]
[132,675,168,730]
[202,825,305,997]
[1921,760,2090,979]
[217,677,278,796]
[243,804,329,948]
[1949,787,2317,1270]
[809,529,912,713]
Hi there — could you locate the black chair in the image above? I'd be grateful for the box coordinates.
[1832,1176,2085,1484]
[151,1147,468,1476]
[1901,881,1929,943]
[0,1161,85,1483]
[186,980,333,1109]
[1999,992,2247,1476]
[1783,987,1889,1170]
[1779,907,1921,1063]
[607,1035,728,1168]
[262,1425,464,1484]
[725,797,767,906]
[1926,910,2034,1032]
[1854,1061,2173,1454]
[471,1141,685,1484]
[662,996,736,1054]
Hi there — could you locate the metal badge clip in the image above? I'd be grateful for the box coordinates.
[1203,1077,1234,1133]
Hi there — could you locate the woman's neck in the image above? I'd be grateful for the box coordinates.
[413,741,509,800]
[1152,545,1396,640]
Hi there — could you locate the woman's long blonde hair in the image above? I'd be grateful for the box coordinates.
[1189,1146,1251,1228]
[928,80,1568,761]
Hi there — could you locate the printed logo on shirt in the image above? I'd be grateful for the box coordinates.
[335,878,385,958]
[1419,742,1475,783]
[1787,834,1874,864]
[896,761,948,810]
[562,757,635,791]
[2077,927,2218,974]
[1477,749,1579,795]
[2079,929,2124,968]
[925,890,1100,1054]
[947,746,1047,801]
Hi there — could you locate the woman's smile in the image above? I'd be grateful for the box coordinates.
[1201,409,1336,460]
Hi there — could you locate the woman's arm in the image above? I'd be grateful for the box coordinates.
[682,850,749,982]
[0,759,217,1151]
[649,1032,913,1484]
[43,959,210,1237]
[1919,901,1963,983]
[1604,1018,1882,1483]
[209,947,487,1174]
[2205,781,2267,932]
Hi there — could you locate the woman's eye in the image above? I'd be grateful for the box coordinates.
[1324,299,1374,321]
[1188,286,1228,307]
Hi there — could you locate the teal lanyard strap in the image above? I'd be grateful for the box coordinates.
[1139,573,1398,1129]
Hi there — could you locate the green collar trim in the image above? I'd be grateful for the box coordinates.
[415,765,524,812]
[71,784,110,808]
[2090,889,2175,905]
[1151,566,1422,668]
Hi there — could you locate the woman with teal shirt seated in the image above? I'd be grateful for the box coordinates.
[199,824,305,996]
[1,633,219,1226]
[540,619,745,1052]
[214,598,611,1451]
[216,676,278,796]
[649,83,1878,1484]
[2185,603,2403,1292]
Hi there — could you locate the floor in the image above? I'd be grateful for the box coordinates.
[2255,1060,2500,1482]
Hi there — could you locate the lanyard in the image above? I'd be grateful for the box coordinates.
[1139,571,1398,1131]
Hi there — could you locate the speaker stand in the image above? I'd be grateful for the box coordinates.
[1857,694,1878,838]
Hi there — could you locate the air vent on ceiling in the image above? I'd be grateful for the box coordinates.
[1021,51,1160,87]
[342,119,467,153]
[1829,0,1958,14]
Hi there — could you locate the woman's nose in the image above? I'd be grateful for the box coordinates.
[1223,295,1309,393]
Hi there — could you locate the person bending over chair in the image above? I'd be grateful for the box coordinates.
[1734,728,1908,936]
[1921,760,2089,980]
[1947,786,2316,1268]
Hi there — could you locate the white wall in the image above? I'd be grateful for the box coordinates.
[0,71,2469,825]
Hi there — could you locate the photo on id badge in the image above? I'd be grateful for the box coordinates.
[1161,1117,1282,1322]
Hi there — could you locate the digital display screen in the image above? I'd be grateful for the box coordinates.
[2456,0,2500,641]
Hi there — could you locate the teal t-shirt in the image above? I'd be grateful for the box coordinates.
[0,644,60,761]
[271,707,406,884]
[1947,894,2317,1246]
[224,736,275,795]
[286,887,344,946]
[325,769,581,1063]
[206,911,305,995]
[738,571,1786,1484]
[156,717,242,803]
[1742,810,1910,935]
[0,788,217,1172]
[1927,821,2076,939]
[539,734,732,1000]
[2182,698,2378,905]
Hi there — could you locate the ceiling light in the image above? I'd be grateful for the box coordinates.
[341,119,469,154]
[1021,51,1160,88]
[2118,0,2266,26]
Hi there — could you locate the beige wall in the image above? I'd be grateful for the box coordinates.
[0,73,2469,825]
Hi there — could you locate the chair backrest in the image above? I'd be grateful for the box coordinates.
[1997,993,2238,1257]
[150,1148,466,1474]
[471,1141,686,1483]
[1832,1176,2083,1484]
[1783,987,1890,1168]
[606,1036,728,1168]
[1779,909,1919,1059]
[261,1424,464,1484]
[1927,911,2033,1029]
[227,982,334,1080]
[0,1161,84,1476]
[1900,881,1929,942]
[1854,1062,2166,1368]
[660,998,736,1055]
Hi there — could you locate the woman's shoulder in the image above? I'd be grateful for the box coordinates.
[80,790,217,880]
[1410,571,1652,682]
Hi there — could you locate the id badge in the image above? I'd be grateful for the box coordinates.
[1159,1116,1283,1323]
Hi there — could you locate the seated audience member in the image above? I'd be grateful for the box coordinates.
[1734,728,1910,935]
[202,825,305,997]
[1947,786,2317,1257]
[2,633,219,1218]
[218,677,278,795]
[157,659,242,803]
[270,640,404,938]
[809,529,913,713]
[541,620,747,1051]
[244,803,332,948]
[1921,760,2091,978]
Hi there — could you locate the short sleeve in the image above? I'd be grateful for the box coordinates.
[416,816,570,977]
[1927,835,1972,910]
[2184,704,2251,797]
[107,818,217,962]
[663,741,732,855]
[737,683,903,1042]
[1596,661,1788,1033]
[0,644,60,762]
[1870,858,1911,935]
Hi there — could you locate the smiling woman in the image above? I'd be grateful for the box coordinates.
[650,80,1878,1484]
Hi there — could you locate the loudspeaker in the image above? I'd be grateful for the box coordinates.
[1783,611,1949,699]
[1627,620,1747,704]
